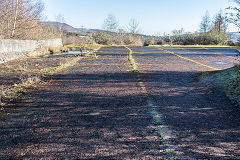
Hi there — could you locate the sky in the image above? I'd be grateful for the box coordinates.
[42,0,239,35]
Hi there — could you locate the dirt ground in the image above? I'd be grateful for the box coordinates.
[131,46,240,159]
[0,52,95,104]
[0,46,240,159]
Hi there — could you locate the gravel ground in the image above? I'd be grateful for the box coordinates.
[131,46,240,159]
[0,46,239,159]
[0,47,166,159]
[0,53,93,104]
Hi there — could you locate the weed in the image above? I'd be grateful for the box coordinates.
[92,32,144,46]
[0,46,101,105]
[1,75,41,103]
[125,46,139,72]
[198,67,240,106]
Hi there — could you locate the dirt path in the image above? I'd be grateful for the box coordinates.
[0,46,240,159]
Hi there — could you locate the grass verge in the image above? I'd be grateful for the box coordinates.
[197,66,240,106]
[125,46,138,72]
[1,76,42,103]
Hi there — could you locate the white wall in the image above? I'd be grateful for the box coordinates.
[0,38,62,63]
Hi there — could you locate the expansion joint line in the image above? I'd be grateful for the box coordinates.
[124,46,179,159]
[157,47,220,71]
[178,47,224,57]
[201,47,235,58]
[177,46,229,57]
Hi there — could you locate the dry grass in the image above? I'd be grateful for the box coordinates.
[40,56,84,75]
[1,75,42,104]
[125,46,138,72]
[198,66,240,106]
[47,46,69,54]
[26,46,69,58]
[0,47,101,106]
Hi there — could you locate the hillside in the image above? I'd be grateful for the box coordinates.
[43,21,240,43]
[42,21,104,35]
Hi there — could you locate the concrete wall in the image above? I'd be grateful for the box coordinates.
[0,38,62,63]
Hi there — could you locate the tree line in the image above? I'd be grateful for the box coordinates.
[159,10,230,46]
[157,1,240,46]
[91,14,144,45]
[77,2,240,46]
[63,14,145,46]
[1,0,240,46]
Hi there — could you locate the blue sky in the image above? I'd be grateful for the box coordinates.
[42,0,239,35]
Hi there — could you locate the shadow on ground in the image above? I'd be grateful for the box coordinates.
[0,46,239,159]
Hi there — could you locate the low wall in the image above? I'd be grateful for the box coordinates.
[0,38,62,63]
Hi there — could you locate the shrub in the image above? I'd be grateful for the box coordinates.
[123,34,144,45]
[207,31,230,45]
[144,38,156,46]
[63,35,96,45]
[92,32,112,45]
[181,33,197,45]
[161,31,230,46]
[92,32,144,45]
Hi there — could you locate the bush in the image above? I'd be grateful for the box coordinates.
[183,33,198,45]
[226,41,235,46]
[161,30,230,45]
[63,35,96,45]
[92,32,112,45]
[124,34,144,45]
[156,40,163,45]
[92,32,144,45]
[144,38,156,46]
[162,35,172,44]
[207,31,230,45]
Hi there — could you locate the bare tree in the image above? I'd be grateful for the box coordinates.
[0,0,12,38]
[11,0,19,37]
[0,0,44,39]
[102,14,119,32]
[212,10,227,33]
[55,14,65,37]
[200,11,211,33]
[227,0,240,28]
[171,28,184,45]
[127,18,141,34]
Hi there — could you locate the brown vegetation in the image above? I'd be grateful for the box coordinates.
[92,32,144,45]
[63,33,96,45]
[160,11,230,46]
[0,47,99,105]
[0,0,60,40]
[25,46,69,57]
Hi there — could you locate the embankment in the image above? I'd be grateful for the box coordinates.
[0,38,63,63]
[198,67,240,106]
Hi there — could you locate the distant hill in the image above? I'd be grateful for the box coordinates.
[42,22,240,43]
[76,28,105,33]
[42,21,163,40]
[42,21,105,35]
